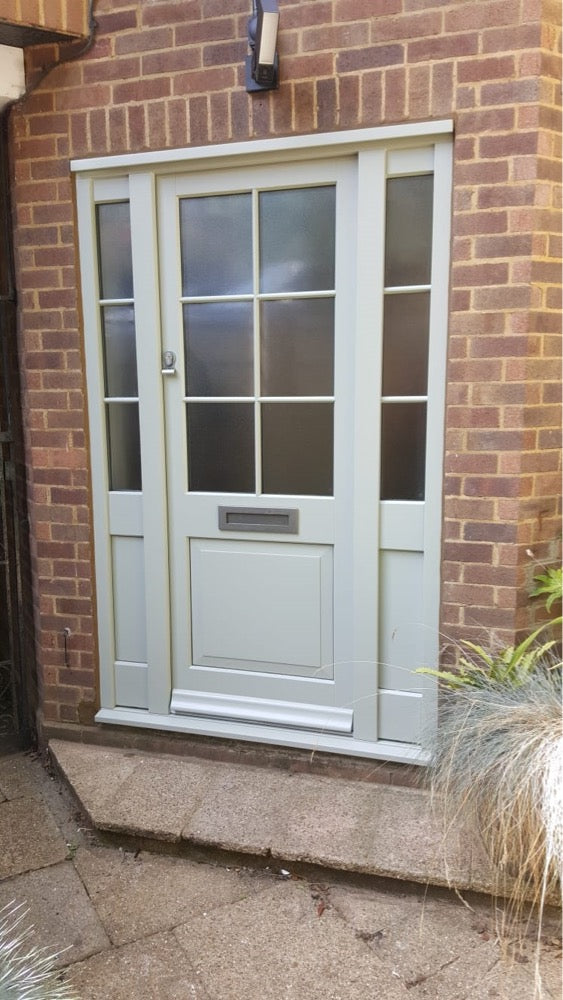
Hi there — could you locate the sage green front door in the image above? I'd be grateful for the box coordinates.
[76,128,452,760]
[158,159,365,736]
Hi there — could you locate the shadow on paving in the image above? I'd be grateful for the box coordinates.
[0,751,560,1000]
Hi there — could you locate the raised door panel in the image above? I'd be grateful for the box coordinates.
[190,539,333,677]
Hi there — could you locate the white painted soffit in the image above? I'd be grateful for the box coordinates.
[0,45,25,110]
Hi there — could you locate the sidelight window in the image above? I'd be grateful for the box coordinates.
[380,174,433,502]
[96,201,141,492]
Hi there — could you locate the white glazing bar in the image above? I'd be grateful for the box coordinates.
[183,396,336,404]
[383,285,431,295]
[381,396,427,404]
[258,396,335,403]
[252,187,262,495]
[180,291,335,304]
[184,396,255,403]
[103,396,140,404]
[257,290,336,301]
[180,294,253,304]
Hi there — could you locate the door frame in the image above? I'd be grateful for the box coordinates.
[74,121,453,763]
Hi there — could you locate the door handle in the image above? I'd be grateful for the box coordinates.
[161,350,176,375]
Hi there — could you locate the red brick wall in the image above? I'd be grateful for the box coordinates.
[8,0,562,725]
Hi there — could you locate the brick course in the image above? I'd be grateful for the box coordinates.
[6,0,562,725]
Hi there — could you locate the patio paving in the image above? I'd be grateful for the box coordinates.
[0,747,559,1000]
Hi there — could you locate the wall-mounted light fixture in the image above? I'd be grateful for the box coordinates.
[246,0,279,93]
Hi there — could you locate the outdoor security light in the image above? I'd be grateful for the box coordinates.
[246,0,279,93]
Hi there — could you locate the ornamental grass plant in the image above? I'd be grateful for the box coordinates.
[417,566,562,997]
[429,666,562,906]
[0,903,78,1000]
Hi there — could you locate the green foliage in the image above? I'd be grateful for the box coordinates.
[531,566,563,613]
[418,564,562,691]
[417,617,562,691]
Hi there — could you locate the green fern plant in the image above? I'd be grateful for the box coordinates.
[530,565,562,613]
[417,616,562,690]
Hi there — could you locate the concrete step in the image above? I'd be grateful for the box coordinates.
[50,738,499,896]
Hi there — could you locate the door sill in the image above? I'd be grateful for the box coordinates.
[170,689,353,734]
[95,707,429,765]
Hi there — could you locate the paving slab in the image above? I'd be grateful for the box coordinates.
[48,740,141,820]
[0,861,110,966]
[328,881,563,999]
[92,756,214,841]
[74,844,266,946]
[0,752,46,800]
[0,797,68,878]
[174,879,409,999]
[183,764,295,854]
[272,775,472,885]
[65,931,210,1000]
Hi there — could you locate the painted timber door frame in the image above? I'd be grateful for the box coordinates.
[74,122,453,763]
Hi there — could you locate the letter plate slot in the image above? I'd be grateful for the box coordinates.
[218,506,299,534]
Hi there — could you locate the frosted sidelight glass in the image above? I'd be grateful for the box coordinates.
[382,293,430,396]
[261,298,334,396]
[180,194,252,297]
[262,403,333,496]
[106,402,142,491]
[184,302,253,397]
[380,402,426,501]
[187,403,254,493]
[102,306,138,397]
[259,187,335,293]
[97,202,133,300]
[384,175,433,287]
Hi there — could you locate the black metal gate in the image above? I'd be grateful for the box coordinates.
[0,110,35,751]
[0,427,21,745]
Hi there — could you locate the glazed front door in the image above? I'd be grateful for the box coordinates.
[158,159,373,737]
[78,130,451,759]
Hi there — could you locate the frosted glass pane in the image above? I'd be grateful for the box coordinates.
[384,175,433,287]
[97,202,133,300]
[187,403,254,493]
[180,194,252,296]
[184,302,253,396]
[102,306,138,397]
[262,403,333,496]
[259,187,335,293]
[107,402,141,491]
[380,402,426,501]
[382,293,429,396]
[261,299,334,396]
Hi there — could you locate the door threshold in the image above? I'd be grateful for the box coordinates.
[170,689,354,734]
[95,707,429,765]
